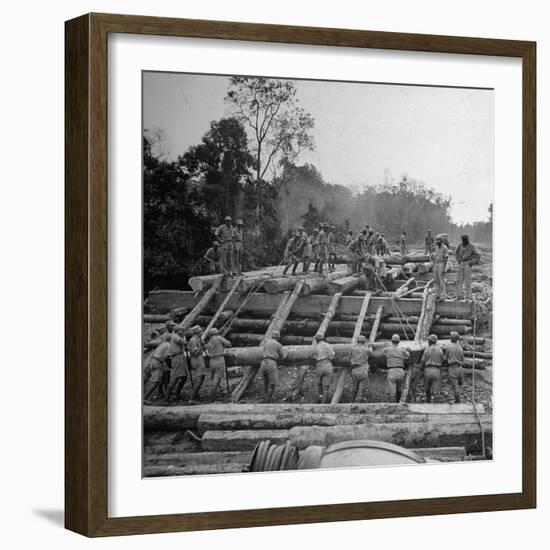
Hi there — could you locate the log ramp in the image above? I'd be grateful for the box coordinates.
[143,403,489,477]
[144,257,491,476]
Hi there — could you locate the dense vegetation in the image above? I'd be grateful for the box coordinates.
[144,78,492,292]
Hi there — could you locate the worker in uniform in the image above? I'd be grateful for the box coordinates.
[302,229,313,274]
[374,232,383,255]
[259,330,288,403]
[164,326,189,402]
[455,234,480,301]
[144,339,171,402]
[216,215,234,276]
[444,331,465,403]
[203,241,221,274]
[204,328,232,401]
[311,228,320,272]
[160,321,176,394]
[349,334,372,402]
[143,330,161,386]
[431,234,449,300]
[420,333,445,403]
[317,223,328,275]
[232,218,244,275]
[425,229,434,254]
[313,332,335,403]
[348,234,365,273]
[383,334,411,402]
[283,227,306,276]
[327,225,336,272]
[282,230,295,267]
[282,230,298,275]
[188,325,207,401]
[399,231,407,256]
[345,230,353,247]
[379,233,388,255]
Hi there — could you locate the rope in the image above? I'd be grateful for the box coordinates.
[374,271,414,340]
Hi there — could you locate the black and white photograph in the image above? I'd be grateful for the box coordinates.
[142,71,493,477]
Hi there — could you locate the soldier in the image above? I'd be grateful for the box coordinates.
[313,332,335,403]
[420,333,445,403]
[282,227,306,276]
[349,335,372,402]
[431,234,449,300]
[311,228,320,272]
[282,230,295,267]
[348,233,365,273]
[327,225,336,272]
[160,320,176,393]
[455,234,480,300]
[204,328,231,401]
[144,339,171,402]
[302,230,313,274]
[164,326,189,402]
[383,334,411,402]
[143,330,161,386]
[374,232,382,255]
[232,219,244,275]
[161,320,176,342]
[345,230,353,247]
[379,233,388,255]
[425,229,434,254]
[259,330,288,403]
[216,215,234,275]
[444,331,465,403]
[317,223,328,275]
[399,231,407,256]
[203,241,221,274]
[188,325,206,401]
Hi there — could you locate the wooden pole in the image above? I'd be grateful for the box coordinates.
[202,277,242,340]
[331,292,371,404]
[177,275,224,332]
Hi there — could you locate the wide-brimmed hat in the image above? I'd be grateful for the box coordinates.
[391,334,400,343]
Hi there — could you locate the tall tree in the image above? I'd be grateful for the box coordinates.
[180,117,254,221]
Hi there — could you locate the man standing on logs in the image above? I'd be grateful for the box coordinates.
[164,326,189,402]
[425,229,434,254]
[317,223,329,275]
[444,331,465,403]
[311,228,320,272]
[216,215,234,276]
[204,328,232,401]
[188,325,207,401]
[348,233,365,274]
[350,335,373,402]
[420,333,445,403]
[203,241,221,274]
[399,231,407,256]
[327,225,336,272]
[313,332,335,403]
[431,234,449,300]
[302,230,313,274]
[144,338,171,402]
[232,218,244,275]
[283,227,307,276]
[455,234,481,301]
[383,334,411,402]
[259,330,288,403]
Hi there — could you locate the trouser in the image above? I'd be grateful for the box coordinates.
[233,242,243,273]
[386,367,405,402]
[259,359,278,402]
[208,356,226,400]
[456,262,472,299]
[400,244,406,256]
[219,242,233,274]
[351,365,370,402]
[302,256,312,274]
[165,375,187,401]
[424,366,442,402]
[433,262,446,298]
[328,252,336,270]
[282,256,296,275]
[447,364,464,402]
[316,360,333,403]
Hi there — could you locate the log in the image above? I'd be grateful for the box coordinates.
[229,333,369,346]
[143,402,486,431]
[202,277,242,340]
[317,292,342,337]
[331,292,371,403]
[189,266,286,292]
[232,282,305,402]
[202,429,290,452]
[380,323,470,335]
[436,318,472,326]
[146,290,474,318]
[415,282,436,342]
[393,278,414,298]
[381,254,431,265]
[417,262,434,274]
[386,266,403,280]
[263,275,308,294]
[462,358,486,369]
[177,275,224,332]
[464,350,492,359]
[187,274,223,293]
[143,314,171,324]
[402,262,418,274]
[369,305,384,343]
[329,276,361,295]
[288,419,492,450]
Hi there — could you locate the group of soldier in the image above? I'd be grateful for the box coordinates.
[144,321,467,405]
[203,216,244,276]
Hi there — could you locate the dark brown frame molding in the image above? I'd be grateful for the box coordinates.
[65,12,536,537]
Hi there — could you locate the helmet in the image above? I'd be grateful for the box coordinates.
[271,330,281,339]
[450,331,460,342]
[224,216,232,221]
[165,320,176,329]
[208,328,219,337]
[357,335,367,343]
[391,334,400,343]
[213,240,220,246]
[313,228,319,233]
[314,332,325,341]
[428,334,438,343]
[191,325,202,334]
[175,326,185,334]
[236,218,243,225]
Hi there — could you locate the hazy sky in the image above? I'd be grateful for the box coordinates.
[143,72,494,224]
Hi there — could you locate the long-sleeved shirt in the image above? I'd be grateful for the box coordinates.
[421,345,445,367]
[383,345,410,368]
[204,247,220,262]
[151,341,170,362]
[188,335,204,357]
[232,227,243,243]
[444,342,464,365]
[262,338,288,361]
[205,335,231,357]
[455,242,480,264]
[431,244,449,264]
[313,341,335,362]
[216,224,234,243]
[167,334,186,356]
[350,344,372,367]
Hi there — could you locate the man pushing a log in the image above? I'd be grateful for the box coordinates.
[349,335,373,402]
[444,331,465,403]
[164,326,189,403]
[259,330,288,403]
[383,334,411,403]
[204,328,232,401]
[188,325,207,401]
[313,332,336,403]
[420,333,446,403]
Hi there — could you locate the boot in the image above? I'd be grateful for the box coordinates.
[291,262,298,275]
[190,376,204,401]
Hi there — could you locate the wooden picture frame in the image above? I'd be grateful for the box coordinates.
[65,12,536,537]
